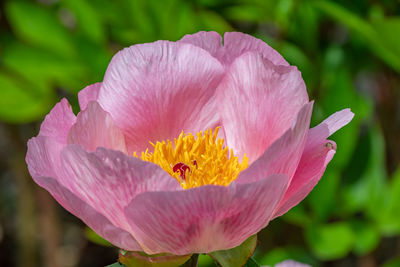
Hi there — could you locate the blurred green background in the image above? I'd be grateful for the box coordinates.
[0,0,400,266]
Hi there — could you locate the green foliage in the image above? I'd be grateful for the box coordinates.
[305,222,355,260]
[314,0,400,72]
[351,221,380,255]
[0,71,54,123]
[373,167,400,235]
[61,0,106,43]
[5,1,75,56]
[1,0,400,266]
[384,258,400,267]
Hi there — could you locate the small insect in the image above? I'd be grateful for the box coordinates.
[325,142,334,149]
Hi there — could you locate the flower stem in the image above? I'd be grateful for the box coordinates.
[182,254,199,267]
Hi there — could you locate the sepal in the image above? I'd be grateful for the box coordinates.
[118,250,192,267]
[209,235,258,267]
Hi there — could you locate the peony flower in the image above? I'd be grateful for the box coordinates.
[26,31,353,256]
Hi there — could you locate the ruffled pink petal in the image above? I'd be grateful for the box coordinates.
[124,174,289,255]
[223,32,289,66]
[35,176,142,251]
[27,136,64,180]
[78,82,101,110]
[67,101,127,153]
[179,31,223,61]
[236,103,313,185]
[179,32,289,67]
[39,98,76,144]
[59,145,181,231]
[26,136,141,251]
[97,41,225,153]
[272,109,354,218]
[217,52,308,163]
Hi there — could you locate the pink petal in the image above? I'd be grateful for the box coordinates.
[124,174,289,255]
[179,32,289,67]
[59,145,181,231]
[272,109,354,218]
[217,52,309,163]
[97,41,225,153]
[36,176,142,251]
[26,136,141,251]
[179,31,223,61]
[309,108,355,139]
[236,103,313,185]
[39,98,76,144]
[67,101,127,153]
[223,32,289,66]
[78,82,101,110]
[275,260,311,267]
[27,136,64,180]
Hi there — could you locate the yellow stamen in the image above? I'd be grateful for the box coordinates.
[134,128,249,189]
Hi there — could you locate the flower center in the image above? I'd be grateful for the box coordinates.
[134,128,249,189]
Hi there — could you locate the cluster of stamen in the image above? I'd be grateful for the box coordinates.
[134,128,249,189]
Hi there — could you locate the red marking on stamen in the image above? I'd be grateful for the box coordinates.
[193,160,198,167]
[173,162,191,180]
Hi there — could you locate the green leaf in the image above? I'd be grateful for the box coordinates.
[224,4,267,23]
[374,167,400,235]
[118,251,191,267]
[319,58,371,168]
[72,36,111,83]
[172,3,199,38]
[359,127,387,221]
[2,42,87,91]
[61,0,106,43]
[274,0,295,29]
[383,258,400,267]
[281,204,311,227]
[307,171,340,221]
[0,71,54,123]
[256,247,291,266]
[198,10,233,33]
[121,0,156,41]
[351,221,380,255]
[340,128,372,214]
[288,1,319,51]
[306,222,355,260]
[244,257,260,267]
[313,0,400,72]
[209,235,257,267]
[5,1,75,56]
[372,18,400,59]
[313,0,375,39]
[224,1,275,23]
[85,227,113,247]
